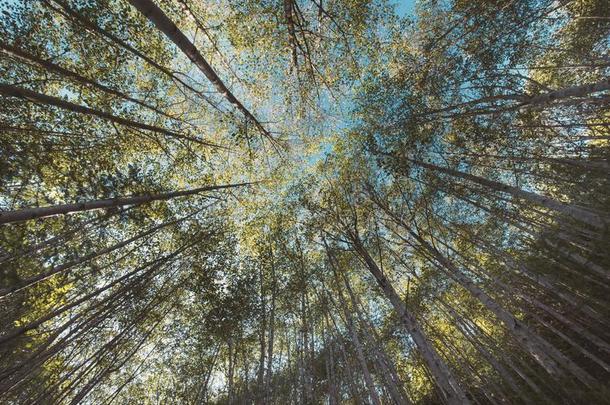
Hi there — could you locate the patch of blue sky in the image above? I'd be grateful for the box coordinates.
[392,0,416,19]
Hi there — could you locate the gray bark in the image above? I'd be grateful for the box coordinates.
[0,182,250,224]
[348,237,471,405]
[407,157,607,229]
[126,0,272,140]
[0,84,219,148]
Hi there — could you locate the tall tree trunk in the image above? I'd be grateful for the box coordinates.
[343,310,381,405]
[0,241,191,346]
[0,84,218,148]
[126,0,272,140]
[325,310,365,404]
[227,338,235,405]
[0,211,199,297]
[44,0,208,99]
[329,269,381,405]
[405,226,597,387]
[195,345,219,404]
[524,78,610,106]
[343,236,471,405]
[405,156,607,229]
[0,41,180,122]
[265,244,277,402]
[323,322,339,405]
[0,182,249,224]
[341,272,412,405]
[257,264,266,405]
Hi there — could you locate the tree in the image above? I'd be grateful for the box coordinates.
[1,0,608,403]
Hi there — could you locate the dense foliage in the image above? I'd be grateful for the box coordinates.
[1,0,608,403]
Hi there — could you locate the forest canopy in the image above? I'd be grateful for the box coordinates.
[0,0,609,403]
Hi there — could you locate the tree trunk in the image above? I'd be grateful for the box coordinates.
[406,157,607,229]
[44,0,206,99]
[347,236,471,405]
[0,41,179,122]
[525,78,610,106]
[0,84,218,148]
[126,0,271,140]
[227,338,235,405]
[406,227,597,387]
[265,244,277,401]
[330,270,381,405]
[0,182,249,224]
[342,273,412,405]
[257,263,266,405]
[0,211,198,297]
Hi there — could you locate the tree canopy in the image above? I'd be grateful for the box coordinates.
[1,0,609,403]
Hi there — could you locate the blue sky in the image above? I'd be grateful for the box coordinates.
[393,0,416,18]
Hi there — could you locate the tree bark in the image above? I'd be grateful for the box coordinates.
[265,244,277,402]
[0,41,180,122]
[406,156,607,229]
[126,0,272,140]
[345,236,471,405]
[406,227,597,387]
[0,182,250,224]
[0,84,219,148]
